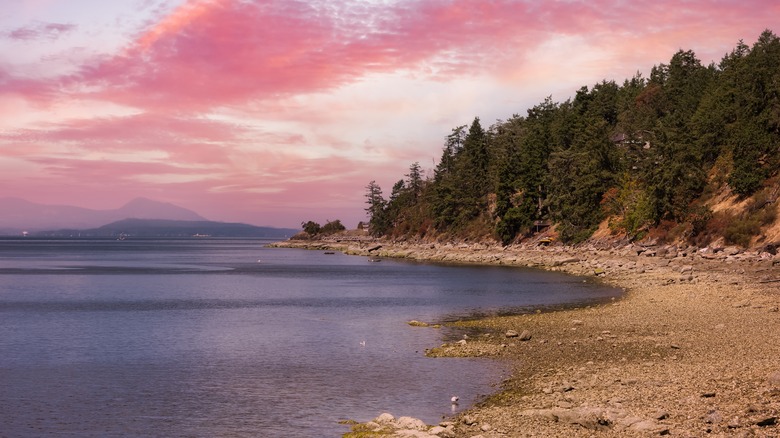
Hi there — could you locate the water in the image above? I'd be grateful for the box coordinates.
[0,238,621,437]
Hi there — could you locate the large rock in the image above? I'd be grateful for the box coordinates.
[428,425,455,437]
[374,413,395,424]
[397,416,427,431]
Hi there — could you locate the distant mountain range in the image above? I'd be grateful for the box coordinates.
[0,197,297,238]
[34,218,298,239]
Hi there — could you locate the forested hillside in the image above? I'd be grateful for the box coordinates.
[365,30,780,248]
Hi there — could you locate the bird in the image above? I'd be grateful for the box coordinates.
[451,396,459,404]
[359,340,366,347]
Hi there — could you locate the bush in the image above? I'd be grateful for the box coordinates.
[321,219,346,235]
[723,217,760,247]
[716,208,774,248]
[301,220,321,235]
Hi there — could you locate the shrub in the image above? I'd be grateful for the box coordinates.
[723,217,760,247]
[301,220,321,235]
[321,219,346,235]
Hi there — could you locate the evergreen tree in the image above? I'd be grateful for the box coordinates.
[405,162,423,201]
[364,180,388,236]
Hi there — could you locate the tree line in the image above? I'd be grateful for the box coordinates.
[364,30,780,246]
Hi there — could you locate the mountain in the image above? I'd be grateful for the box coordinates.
[112,198,206,222]
[0,197,207,234]
[33,218,298,238]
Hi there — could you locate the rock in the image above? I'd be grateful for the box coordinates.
[364,421,382,432]
[463,415,478,426]
[519,330,532,341]
[456,339,467,346]
[756,417,777,427]
[395,430,434,438]
[768,371,780,388]
[505,330,519,338]
[375,413,395,424]
[554,407,613,431]
[654,410,670,420]
[408,320,430,327]
[429,425,455,437]
[559,384,575,392]
[480,423,492,432]
[553,257,580,266]
[705,410,723,424]
[628,420,670,435]
[680,265,694,274]
[397,416,427,431]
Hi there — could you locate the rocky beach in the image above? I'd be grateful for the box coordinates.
[271,239,780,437]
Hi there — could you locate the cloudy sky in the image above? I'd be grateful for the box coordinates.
[0,0,776,228]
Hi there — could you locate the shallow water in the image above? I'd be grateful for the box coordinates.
[0,238,621,437]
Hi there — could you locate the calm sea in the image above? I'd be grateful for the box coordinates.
[0,238,620,437]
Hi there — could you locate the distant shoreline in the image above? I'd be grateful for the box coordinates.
[272,239,780,437]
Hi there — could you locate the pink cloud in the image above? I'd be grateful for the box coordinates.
[3,22,77,41]
[3,0,776,112]
[62,0,774,110]
[0,112,318,177]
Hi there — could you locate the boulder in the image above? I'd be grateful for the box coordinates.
[374,413,395,424]
[396,416,427,431]
[428,426,455,437]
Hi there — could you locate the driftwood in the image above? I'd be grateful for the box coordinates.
[367,245,383,252]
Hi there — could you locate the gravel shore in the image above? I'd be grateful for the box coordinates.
[272,240,780,437]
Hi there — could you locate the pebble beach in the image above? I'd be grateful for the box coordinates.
[272,239,780,437]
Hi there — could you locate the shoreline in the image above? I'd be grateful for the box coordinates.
[271,239,780,437]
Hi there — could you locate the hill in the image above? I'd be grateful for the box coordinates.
[33,218,298,238]
[363,29,780,250]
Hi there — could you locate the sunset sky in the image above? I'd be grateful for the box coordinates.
[1,0,777,228]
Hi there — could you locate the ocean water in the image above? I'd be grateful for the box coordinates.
[0,238,621,437]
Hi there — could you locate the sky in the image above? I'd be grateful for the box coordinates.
[0,0,777,228]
